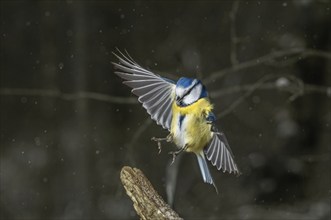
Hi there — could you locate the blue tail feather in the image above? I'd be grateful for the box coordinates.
[196,152,218,193]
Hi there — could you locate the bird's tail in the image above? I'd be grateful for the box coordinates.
[196,152,218,193]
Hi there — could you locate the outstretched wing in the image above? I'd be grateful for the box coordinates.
[112,50,176,131]
[204,131,240,175]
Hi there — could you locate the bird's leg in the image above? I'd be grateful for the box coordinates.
[169,144,188,165]
[151,134,173,154]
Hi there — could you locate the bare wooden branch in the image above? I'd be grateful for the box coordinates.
[120,166,183,220]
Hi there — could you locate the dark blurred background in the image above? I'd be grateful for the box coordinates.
[1,1,330,220]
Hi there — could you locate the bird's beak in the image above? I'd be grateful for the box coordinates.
[176,96,182,106]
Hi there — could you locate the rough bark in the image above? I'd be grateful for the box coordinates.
[120,166,183,220]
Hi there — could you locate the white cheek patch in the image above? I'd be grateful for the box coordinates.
[191,83,202,99]
[183,94,195,105]
[183,84,202,105]
[176,87,185,97]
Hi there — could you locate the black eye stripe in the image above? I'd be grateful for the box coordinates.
[182,81,198,98]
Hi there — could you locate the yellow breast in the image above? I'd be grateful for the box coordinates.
[171,98,214,153]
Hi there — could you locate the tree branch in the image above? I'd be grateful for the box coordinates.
[120,166,183,220]
[0,88,137,104]
[211,79,331,98]
[215,74,276,118]
[211,75,331,118]
[204,48,331,85]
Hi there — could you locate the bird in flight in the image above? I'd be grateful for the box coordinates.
[113,50,240,192]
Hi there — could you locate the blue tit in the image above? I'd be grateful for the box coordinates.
[113,50,240,192]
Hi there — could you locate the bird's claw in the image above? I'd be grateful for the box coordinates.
[168,151,177,165]
[157,141,162,154]
[151,137,165,154]
[168,147,185,165]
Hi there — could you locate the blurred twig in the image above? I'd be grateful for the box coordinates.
[212,74,331,118]
[1,49,330,123]
[0,88,137,104]
[204,48,331,85]
[207,5,331,118]
[2,75,329,106]
[215,74,276,118]
[120,166,183,220]
[211,78,330,99]
[166,153,183,207]
[229,0,240,66]
[1,76,329,122]
[299,154,330,163]
[125,118,153,165]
